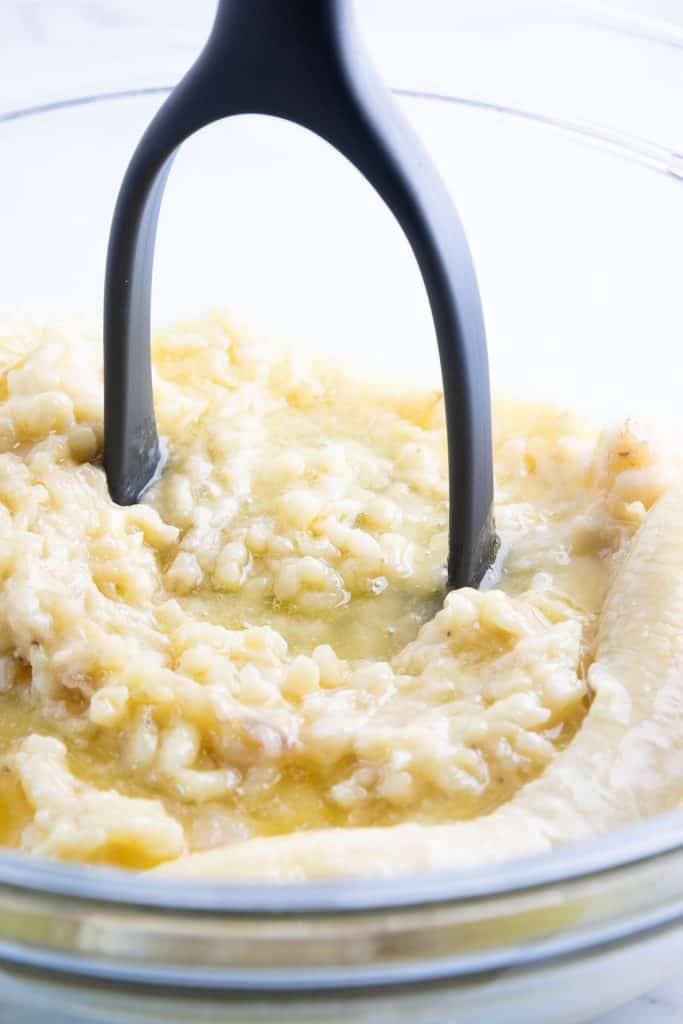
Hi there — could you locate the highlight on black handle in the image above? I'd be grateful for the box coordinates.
[103,0,497,589]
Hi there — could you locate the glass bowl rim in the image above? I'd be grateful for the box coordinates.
[0,809,680,915]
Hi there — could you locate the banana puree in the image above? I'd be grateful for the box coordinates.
[0,312,680,880]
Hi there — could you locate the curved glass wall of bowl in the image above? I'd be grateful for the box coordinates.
[0,87,682,426]
[0,816,681,1022]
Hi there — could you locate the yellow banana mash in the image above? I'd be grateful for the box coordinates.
[0,312,680,878]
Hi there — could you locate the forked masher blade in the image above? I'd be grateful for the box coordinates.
[103,0,497,588]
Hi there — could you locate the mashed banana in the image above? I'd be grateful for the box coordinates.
[0,312,680,878]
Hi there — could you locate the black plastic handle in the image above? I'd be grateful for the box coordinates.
[104,0,497,588]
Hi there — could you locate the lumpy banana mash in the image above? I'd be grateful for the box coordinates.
[0,312,681,879]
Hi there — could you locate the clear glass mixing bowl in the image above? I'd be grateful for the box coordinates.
[1,3,683,1021]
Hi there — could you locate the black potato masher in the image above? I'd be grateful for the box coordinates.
[103,0,497,589]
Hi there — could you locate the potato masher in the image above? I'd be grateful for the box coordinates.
[103,0,497,588]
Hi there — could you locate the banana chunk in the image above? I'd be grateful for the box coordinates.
[13,735,185,867]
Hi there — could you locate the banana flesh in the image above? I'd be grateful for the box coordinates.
[152,487,683,881]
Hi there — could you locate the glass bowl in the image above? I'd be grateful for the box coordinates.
[1,3,683,1021]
